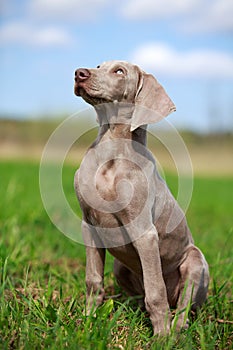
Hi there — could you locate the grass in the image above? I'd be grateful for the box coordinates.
[0,160,233,349]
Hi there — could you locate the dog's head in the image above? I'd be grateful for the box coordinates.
[74,60,176,130]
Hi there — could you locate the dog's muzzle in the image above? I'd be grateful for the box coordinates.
[74,68,90,96]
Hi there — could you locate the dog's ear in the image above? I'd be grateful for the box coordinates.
[130,73,176,131]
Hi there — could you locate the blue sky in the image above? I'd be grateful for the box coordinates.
[0,0,233,131]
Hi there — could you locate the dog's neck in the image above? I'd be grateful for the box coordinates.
[94,103,147,146]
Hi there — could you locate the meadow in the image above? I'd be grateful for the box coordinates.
[0,120,233,349]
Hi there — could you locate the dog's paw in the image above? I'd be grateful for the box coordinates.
[171,316,189,332]
[152,317,171,336]
[153,324,170,337]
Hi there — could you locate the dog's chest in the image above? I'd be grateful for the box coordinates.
[95,160,119,201]
[87,156,141,202]
[77,155,150,228]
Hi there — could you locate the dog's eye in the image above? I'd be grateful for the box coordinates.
[115,68,124,75]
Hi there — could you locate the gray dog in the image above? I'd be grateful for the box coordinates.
[74,60,209,335]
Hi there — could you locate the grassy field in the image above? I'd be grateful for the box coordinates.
[0,160,232,349]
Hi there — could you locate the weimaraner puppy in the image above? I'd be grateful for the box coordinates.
[73,60,209,335]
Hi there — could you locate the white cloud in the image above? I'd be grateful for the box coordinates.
[131,43,233,79]
[122,0,200,20]
[0,22,74,47]
[122,0,233,33]
[29,0,108,21]
[184,0,233,33]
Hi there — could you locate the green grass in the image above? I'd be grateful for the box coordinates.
[0,160,232,349]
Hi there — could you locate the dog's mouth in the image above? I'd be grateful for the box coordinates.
[74,80,84,97]
[74,82,108,106]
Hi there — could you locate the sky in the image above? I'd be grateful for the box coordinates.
[0,0,233,132]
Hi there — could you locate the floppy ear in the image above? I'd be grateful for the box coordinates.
[130,73,176,131]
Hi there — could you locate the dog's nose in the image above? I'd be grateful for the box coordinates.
[75,68,90,82]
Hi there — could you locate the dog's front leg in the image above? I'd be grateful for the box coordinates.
[133,227,171,335]
[85,245,106,314]
[82,221,106,315]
